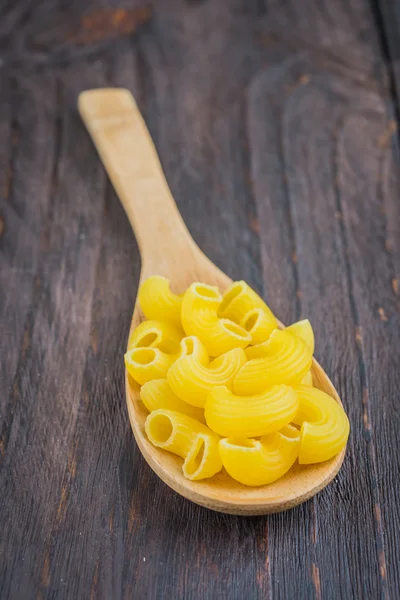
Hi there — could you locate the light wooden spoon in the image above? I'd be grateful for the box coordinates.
[78,88,347,515]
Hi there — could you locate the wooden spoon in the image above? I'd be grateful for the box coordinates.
[78,88,346,515]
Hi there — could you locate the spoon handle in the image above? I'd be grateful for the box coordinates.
[78,88,195,268]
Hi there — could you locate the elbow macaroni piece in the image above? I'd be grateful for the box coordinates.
[205,385,299,437]
[167,336,246,407]
[128,319,182,353]
[125,347,175,385]
[145,409,222,479]
[235,329,312,395]
[240,307,278,345]
[140,379,205,422]
[139,276,183,327]
[292,386,350,464]
[218,280,277,330]
[286,319,315,354]
[183,432,222,480]
[219,424,300,486]
[181,283,251,356]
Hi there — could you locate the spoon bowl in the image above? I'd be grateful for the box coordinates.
[79,88,346,515]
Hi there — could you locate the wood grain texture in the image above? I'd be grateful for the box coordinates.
[0,0,399,598]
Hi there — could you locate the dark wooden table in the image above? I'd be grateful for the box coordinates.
[1,1,400,598]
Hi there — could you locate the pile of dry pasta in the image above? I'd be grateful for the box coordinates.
[125,276,350,487]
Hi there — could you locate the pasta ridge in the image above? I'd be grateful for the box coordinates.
[205,385,299,437]
[139,275,183,327]
[235,329,312,395]
[140,378,205,422]
[292,385,350,463]
[181,283,251,356]
[168,336,247,407]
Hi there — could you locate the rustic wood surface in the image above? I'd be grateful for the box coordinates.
[1,0,399,598]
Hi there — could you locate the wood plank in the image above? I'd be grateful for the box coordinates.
[0,63,108,598]
[336,105,400,596]
[0,74,56,425]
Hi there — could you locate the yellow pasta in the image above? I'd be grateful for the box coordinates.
[205,385,298,437]
[167,336,246,407]
[286,319,315,353]
[218,280,277,329]
[183,432,222,480]
[240,307,278,345]
[301,370,313,386]
[138,275,183,327]
[140,379,205,422]
[181,283,251,356]
[145,409,222,479]
[128,276,349,487]
[235,329,312,395]
[219,424,300,486]
[128,319,182,353]
[292,386,350,464]
[124,347,175,385]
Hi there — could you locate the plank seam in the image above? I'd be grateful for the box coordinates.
[368,0,400,145]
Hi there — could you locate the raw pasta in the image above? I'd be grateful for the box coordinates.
[181,282,251,356]
[205,385,299,437]
[292,386,350,464]
[139,275,183,327]
[183,432,222,481]
[218,280,277,332]
[240,307,278,345]
[125,347,175,385]
[167,336,246,407]
[125,275,350,488]
[219,424,300,486]
[140,378,205,422]
[285,319,315,354]
[235,329,312,395]
[145,409,222,480]
[128,319,182,353]
[301,370,313,386]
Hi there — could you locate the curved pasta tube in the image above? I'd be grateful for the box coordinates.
[181,283,251,356]
[139,276,183,327]
[167,336,247,407]
[140,379,205,422]
[218,280,277,328]
[128,319,182,353]
[219,425,300,486]
[240,307,278,345]
[286,319,315,354]
[301,370,313,386]
[183,432,222,480]
[145,409,222,480]
[205,385,299,437]
[235,329,312,395]
[124,347,175,385]
[292,386,350,464]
